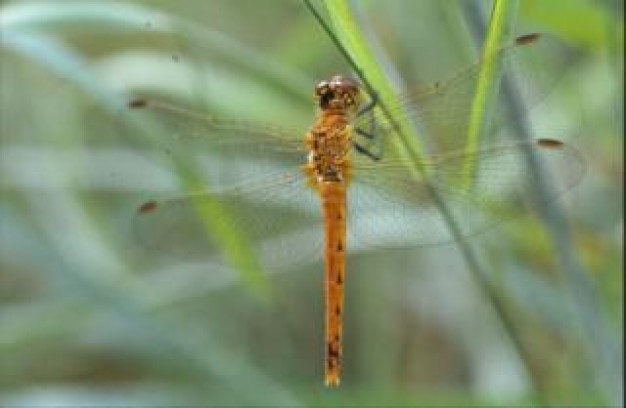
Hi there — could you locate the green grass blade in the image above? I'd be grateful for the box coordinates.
[463,0,518,186]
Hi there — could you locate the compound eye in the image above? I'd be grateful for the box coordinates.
[315,81,329,96]
[319,89,334,108]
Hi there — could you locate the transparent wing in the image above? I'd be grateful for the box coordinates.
[122,33,581,264]
[120,96,323,270]
[117,97,308,188]
[133,171,324,270]
[354,33,567,154]
[348,139,586,249]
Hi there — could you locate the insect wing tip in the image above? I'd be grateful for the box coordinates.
[138,200,158,214]
[128,98,148,109]
[536,138,565,149]
[515,32,541,46]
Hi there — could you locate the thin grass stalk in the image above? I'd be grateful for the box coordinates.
[462,0,516,186]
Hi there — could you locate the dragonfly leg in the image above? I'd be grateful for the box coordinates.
[354,126,385,161]
[353,138,381,161]
[357,90,378,117]
[354,91,384,161]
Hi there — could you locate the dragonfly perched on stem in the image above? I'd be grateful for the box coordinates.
[124,33,585,387]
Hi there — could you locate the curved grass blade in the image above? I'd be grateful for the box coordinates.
[463,0,517,186]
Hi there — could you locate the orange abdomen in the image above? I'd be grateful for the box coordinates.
[321,181,347,387]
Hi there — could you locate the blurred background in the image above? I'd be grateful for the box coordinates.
[1,0,622,406]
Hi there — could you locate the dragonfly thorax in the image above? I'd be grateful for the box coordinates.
[305,110,353,184]
[305,77,359,185]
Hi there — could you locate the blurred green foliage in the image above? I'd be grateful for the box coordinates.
[1,0,622,406]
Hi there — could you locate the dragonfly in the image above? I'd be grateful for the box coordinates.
[125,33,585,387]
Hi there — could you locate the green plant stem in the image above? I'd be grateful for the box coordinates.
[463,0,516,185]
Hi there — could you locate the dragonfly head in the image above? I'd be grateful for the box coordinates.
[314,75,361,113]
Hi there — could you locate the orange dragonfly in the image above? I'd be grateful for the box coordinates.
[125,33,585,387]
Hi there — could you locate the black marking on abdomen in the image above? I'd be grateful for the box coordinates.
[327,342,340,358]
